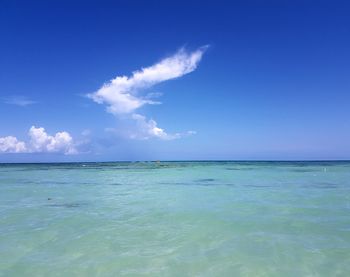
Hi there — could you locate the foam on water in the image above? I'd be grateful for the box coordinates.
[0,161,350,276]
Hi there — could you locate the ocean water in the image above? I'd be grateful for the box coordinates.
[0,161,350,276]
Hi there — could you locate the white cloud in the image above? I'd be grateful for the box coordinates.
[28,126,77,154]
[88,46,207,115]
[3,96,37,107]
[131,113,178,140]
[0,136,27,153]
[0,126,77,155]
[106,114,196,140]
[88,46,207,139]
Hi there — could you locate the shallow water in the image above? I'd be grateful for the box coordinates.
[0,161,350,276]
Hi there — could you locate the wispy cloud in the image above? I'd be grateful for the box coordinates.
[88,46,208,140]
[105,114,196,140]
[0,126,77,155]
[3,96,37,107]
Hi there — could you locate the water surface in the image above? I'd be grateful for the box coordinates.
[1,161,350,276]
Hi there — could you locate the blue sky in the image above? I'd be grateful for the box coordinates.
[0,0,350,162]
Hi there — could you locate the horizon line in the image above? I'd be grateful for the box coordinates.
[1,159,350,164]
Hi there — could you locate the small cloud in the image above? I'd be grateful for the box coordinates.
[3,96,37,107]
[28,126,77,154]
[105,114,197,141]
[131,113,180,140]
[0,126,78,155]
[0,136,27,153]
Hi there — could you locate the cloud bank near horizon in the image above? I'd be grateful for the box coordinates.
[88,46,208,140]
[0,126,77,155]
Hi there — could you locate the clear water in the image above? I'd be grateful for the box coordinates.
[0,161,350,276]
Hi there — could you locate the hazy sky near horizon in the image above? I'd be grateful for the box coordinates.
[1,0,350,162]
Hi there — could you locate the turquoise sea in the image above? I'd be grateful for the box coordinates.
[0,161,350,276]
